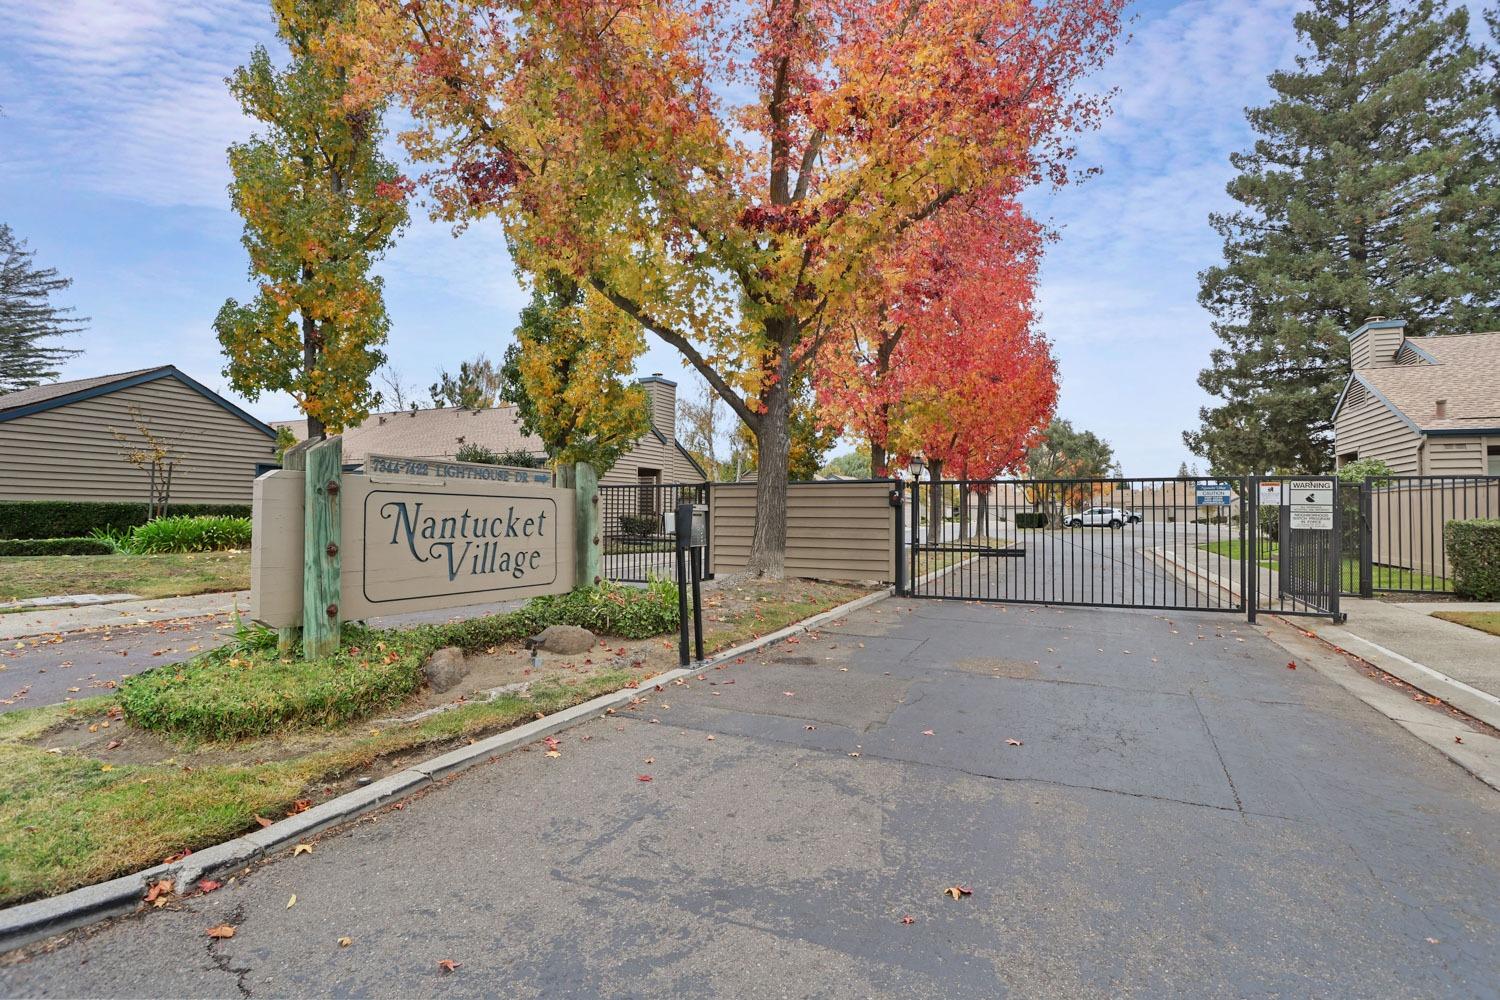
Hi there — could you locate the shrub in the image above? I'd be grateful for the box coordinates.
[619,514,658,538]
[1445,519,1500,601]
[1336,457,1394,485]
[123,515,252,554]
[1014,512,1048,529]
[119,625,427,742]
[0,501,252,540]
[0,537,115,556]
[434,579,680,649]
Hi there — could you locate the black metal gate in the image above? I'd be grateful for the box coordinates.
[599,482,710,583]
[905,475,1344,621]
[1246,476,1342,621]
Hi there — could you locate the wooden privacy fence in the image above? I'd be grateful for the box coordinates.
[709,480,898,583]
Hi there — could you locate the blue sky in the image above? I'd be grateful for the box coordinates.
[1,0,1322,474]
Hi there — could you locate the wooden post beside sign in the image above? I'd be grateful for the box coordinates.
[302,436,343,660]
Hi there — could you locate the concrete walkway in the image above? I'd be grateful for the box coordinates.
[5,600,1497,997]
[1305,598,1500,731]
[0,592,252,642]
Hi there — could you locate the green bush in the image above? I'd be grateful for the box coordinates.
[619,514,658,538]
[0,537,115,556]
[119,625,427,742]
[1445,519,1500,601]
[122,515,252,554]
[435,579,680,649]
[0,501,252,540]
[1014,512,1048,529]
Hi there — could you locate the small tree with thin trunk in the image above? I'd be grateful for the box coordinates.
[215,0,408,439]
[112,405,177,519]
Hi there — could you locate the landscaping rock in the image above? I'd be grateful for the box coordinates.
[422,647,470,693]
[527,625,596,656]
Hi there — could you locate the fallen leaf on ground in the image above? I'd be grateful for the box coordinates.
[944,885,973,900]
[286,894,297,908]
[253,815,273,828]
[637,774,653,782]
[901,915,916,925]
[293,843,313,856]
[921,730,935,736]
[438,959,460,973]
[1005,738,1023,747]
[288,799,312,815]
[206,925,236,939]
[644,757,655,764]
[144,879,174,905]
[545,750,562,758]
[1286,661,1297,670]
[197,879,222,894]
[338,936,352,947]
[783,691,795,697]
[1455,736,1464,744]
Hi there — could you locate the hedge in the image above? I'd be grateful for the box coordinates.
[1445,519,1500,601]
[1014,512,1048,529]
[0,537,115,556]
[0,501,252,540]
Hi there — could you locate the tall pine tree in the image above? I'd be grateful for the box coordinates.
[1187,0,1500,474]
[0,224,85,393]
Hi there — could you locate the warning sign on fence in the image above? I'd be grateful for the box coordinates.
[1286,479,1333,530]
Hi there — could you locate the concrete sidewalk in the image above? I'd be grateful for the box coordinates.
[6,600,1498,997]
[0,591,252,641]
[1305,598,1500,731]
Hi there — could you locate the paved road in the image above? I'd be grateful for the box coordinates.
[0,599,526,715]
[5,598,1497,997]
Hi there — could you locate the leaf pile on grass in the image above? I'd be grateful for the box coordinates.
[119,626,429,742]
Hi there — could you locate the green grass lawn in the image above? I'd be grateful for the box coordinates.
[1432,611,1500,637]
[1196,540,1452,593]
[0,550,251,603]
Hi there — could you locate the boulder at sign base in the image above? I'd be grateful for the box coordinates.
[529,625,596,656]
[423,647,470,692]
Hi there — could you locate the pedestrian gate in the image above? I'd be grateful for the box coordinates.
[905,476,1343,622]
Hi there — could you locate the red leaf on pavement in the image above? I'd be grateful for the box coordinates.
[1286,661,1297,670]
[198,879,223,894]
[636,774,653,782]
[144,879,174,905]
[901,915,916,925]
[944,885,973,900]
[438,959,460,973]
[206,924,236,939]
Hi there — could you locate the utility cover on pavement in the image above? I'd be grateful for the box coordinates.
[1286,479,1333,530]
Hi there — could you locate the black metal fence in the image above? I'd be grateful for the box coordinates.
[599,482,710,583]
[906,477,1250,613]
[1346,475,1499,596]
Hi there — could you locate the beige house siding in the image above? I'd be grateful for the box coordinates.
[1422,437,1486,474]
[1332,388,1421,474]
[710,482,895,582]
[0,376,276,503]
[598,433,705,486]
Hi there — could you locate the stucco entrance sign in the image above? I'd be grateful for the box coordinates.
[252,464,577,629]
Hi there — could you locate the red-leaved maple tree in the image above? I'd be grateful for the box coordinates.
[348,0,1123,575]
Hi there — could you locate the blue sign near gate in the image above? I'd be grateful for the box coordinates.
[1195,482,1233,506]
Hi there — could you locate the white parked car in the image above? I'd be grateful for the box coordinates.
[1065,506,1141,528]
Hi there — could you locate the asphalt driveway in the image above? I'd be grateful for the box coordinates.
[4,598,1498,997]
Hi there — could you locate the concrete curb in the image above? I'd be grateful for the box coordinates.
[1298,623,1500,734]
[0,585,893,953]
[1260,618,1500,794]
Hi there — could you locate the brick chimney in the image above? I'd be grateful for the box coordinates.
[636,374,677,437]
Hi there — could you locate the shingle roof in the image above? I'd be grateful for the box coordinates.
[1355,331,1500,431]
[0,367,164,413]
[276,405,544,462]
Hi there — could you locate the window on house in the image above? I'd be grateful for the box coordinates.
[1337,452,1359,467]
[1488,445,1500,476]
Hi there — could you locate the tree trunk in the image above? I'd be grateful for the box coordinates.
[301,291,326,441]
[745,362,791,578]
[871,441,887,479]
[927,458,943,544]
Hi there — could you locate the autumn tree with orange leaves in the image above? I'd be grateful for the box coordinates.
[346,0,1123,575]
